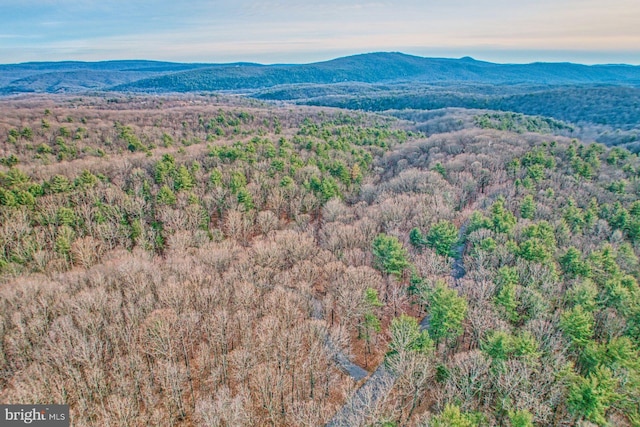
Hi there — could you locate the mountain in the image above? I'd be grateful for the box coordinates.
[1,52,639,94]
[114,52,640,92]
[0,60,247,93]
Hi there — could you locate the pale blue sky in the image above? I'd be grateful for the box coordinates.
[2,0,639,64]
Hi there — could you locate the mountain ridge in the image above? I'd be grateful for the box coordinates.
[1,52,640,94]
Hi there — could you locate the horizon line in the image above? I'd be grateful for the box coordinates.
[2,51,640,68]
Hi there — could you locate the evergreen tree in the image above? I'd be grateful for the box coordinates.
[428,281,468,344]
[174,164,194,191]
[520,194,536,219]
[157,185,177,206]
[372,234,409,278]
[560,305,595,347]
[490,198,516,234]
[567,367,620,425]
[426,220,459,257]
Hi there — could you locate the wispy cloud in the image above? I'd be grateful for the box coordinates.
[1,0,639,64]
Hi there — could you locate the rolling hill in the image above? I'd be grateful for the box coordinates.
[1,52,640,94]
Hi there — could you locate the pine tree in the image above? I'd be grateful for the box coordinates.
[426,220,459,257]
[520,194,536,219]
[372,234,409,278]
[428,281,468,344]
[560,305,594,347]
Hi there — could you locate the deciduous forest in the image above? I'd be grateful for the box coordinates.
[1,94,640,426]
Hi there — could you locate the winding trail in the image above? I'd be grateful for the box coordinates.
[325,223,468,426]
[311,298,369,381]
[451,223,468,285]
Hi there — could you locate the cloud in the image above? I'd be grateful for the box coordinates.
[1,0,639,63]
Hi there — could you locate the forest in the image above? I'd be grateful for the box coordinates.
[1,93,640,426]
[3,53,639,151]
[265,83,640,151]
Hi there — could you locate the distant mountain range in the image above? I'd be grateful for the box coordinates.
[1,52,640,94]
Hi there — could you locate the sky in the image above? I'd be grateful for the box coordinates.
[1,0,639,65]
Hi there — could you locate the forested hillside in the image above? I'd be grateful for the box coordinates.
[283,84,640,150]
[4,53,639,95]
[1,95,640,426]
[3,53,640,151]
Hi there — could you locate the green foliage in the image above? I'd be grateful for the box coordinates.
[1,168,31,190]
[579,336,640,376]
[572,157,594,179]
[560,247,591,278]
[507,410,534,427]
[4,97,640,426]
[270,159,285,174]
[318,177,341,202]
[478,237,497,253]
[601,275,638,315]
[162,132,174,147]
[490,198,516,234]
[209,169,223,187]
[607,180,627,194]
[606,202,629,231]
[519,195,535,219]
[560,305,595,347]
[37,143,52,154]
[517,221,556,263]
[432,162,447,178]
[364,287,384,308]
[236,188,254,211]
[481,330,540,364]
[229,171,247,194]
[526,164,545,182]
[75,169,98,188]
[55,225,74,257]
[467,211,491,234]
[588,244,622,283]
[563,199,585,232]
[494,280,519,323]
[280,176,294,188]
[1,154,19,167]
[430,404,484,427]
[606,147,630,165]
[372,234,409,278]
[48,175,72,193]
[20,126,33,140]
[14,190,35,207]
[495,266,519,288]
[522,221,556,247]
[475,112,573,135]
[427,281,468,344]
[521,147,556,169]
[409,227,425,248]
[566,280,599,312]
[361,300,382,339]
[56,207,76,227]
[156,185,177,206]
[567,366,620,425]
[116,122,146,152]
[516,239,549,262]
[174,165,194,191]
[0,188,17,207]
[387,314,433,356]
[481,330,513,362]
[362,313,381,338]
[425,220,459,257]
[155,154,176,184]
